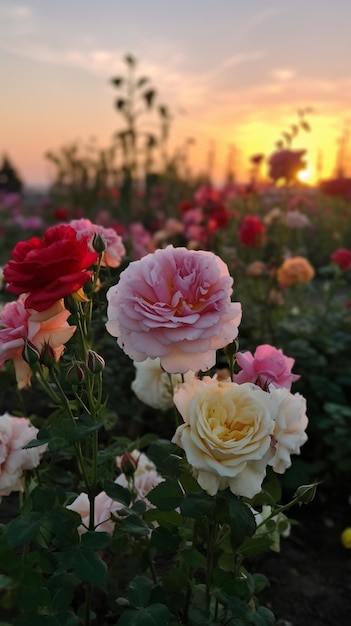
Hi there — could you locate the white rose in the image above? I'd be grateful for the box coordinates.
[131,357,195,410]
[252,504,291,552]
[172,378,275,498]
[268,386,308,474]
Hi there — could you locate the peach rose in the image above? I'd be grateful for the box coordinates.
[106,246,242,374]
[0,297,76,388]
[276,256,315,287]
[0,413,47,496]
[172,377,275,498]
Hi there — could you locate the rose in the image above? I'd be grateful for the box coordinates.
[106,246,242,374]
[238,216,266,248]
[70,218,126,268]
[131,357,195,410]
[116,450,164,509]
[67,491,123,535]
[284,211,311,229]
[0,297,76,389]
[268,149,307,183]
[251,504,291,552]
[234,344,300,390]
[268,386,308,474]
[276,256,315,287]
[3,224,98,311]
[330,248,351,272]
[172,377,275,498]
[0,413,47,496]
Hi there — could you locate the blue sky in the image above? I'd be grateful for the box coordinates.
[1,0,350,185]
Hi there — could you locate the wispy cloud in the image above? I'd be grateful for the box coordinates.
[221,51,265,69]
[270,68,296,80]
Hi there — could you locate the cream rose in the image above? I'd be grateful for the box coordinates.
[268,386,308,474]
[131,358,195,410]
[172,377,275,498]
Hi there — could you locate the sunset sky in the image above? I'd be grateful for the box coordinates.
[1,0,350,188]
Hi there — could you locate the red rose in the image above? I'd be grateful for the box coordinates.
[239,215,266,248]
[4,225,98,311]
[330,248,351,272]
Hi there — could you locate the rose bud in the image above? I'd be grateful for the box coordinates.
[40,343,56,369]
[120,452,138,477]
[67,362,85,386]
[86,350,105,374]
[22,339,41,366]
[92,232,107,254]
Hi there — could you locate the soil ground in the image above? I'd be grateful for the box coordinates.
[254,487,351,626]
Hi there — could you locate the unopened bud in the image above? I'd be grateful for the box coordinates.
[67,362,85,385]
[119,452,138,477]
[40,343,56,368]
[295,482,319,505]
[86,350,105,374]
[92,232,107,254]
[22,339,40,366]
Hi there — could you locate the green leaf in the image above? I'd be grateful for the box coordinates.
[15,616,60,626]
[18,585,51,612]
[81,531,111,550]
[103,480,131,506]
[117,515,150,537]
[147,478,183,511]
[180,492,216,519]
[150,526,179,551]
[127,575,153,608]
[143,509,183,529]
[6,513,42,549]
[0,574,13,590]
[62,545,107,584]
[181,547,206,570]
[252,605,276,625]
[118,604,171,626]
[226,492,256,549]
[54,613,79,626]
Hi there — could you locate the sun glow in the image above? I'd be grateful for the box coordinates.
[297,167,313,184]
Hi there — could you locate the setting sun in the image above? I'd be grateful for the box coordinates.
[297,167,313,184]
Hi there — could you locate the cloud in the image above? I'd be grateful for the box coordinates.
[270,68,296,80]
[221,51,265,69]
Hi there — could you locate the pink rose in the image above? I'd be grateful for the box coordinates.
[0,297,76,389]
[0,413,47,496]
[234,344,300,390]
[70,218,125,268]
[67,491,123,535]
[106,246,242,374]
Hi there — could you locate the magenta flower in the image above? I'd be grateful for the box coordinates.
[234,344,300,390]
[70,218,126,268]
[106,246,242,374]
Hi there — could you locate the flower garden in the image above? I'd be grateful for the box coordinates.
[1,58,351,626]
